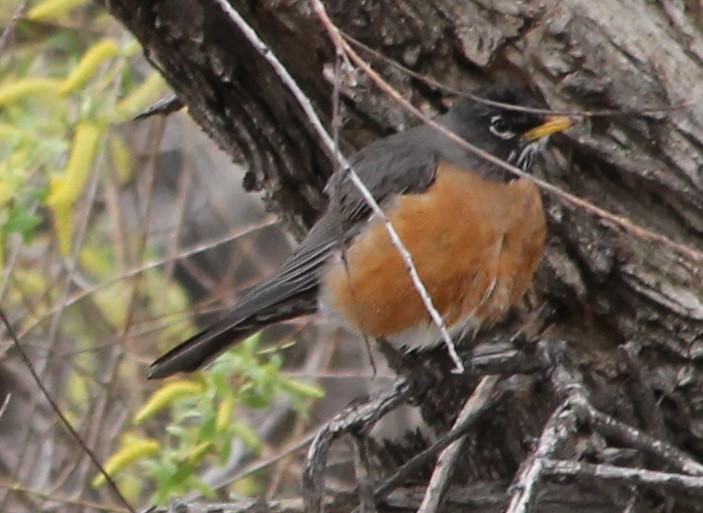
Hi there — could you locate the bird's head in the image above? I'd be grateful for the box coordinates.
[448,86,573,175]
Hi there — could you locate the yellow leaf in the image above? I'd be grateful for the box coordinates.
[60,39,119,95]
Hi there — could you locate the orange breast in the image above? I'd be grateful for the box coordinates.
[320,161,546,343]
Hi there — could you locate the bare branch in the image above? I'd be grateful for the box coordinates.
[505,401,579,513]
[544,340,703,477]
[417,375,503,513]
[542,458,703,495]
[302,378,413,513]
[0,394,10,422]
[0,0,25,52]
[351,434,378,513]
[585,405,703,476]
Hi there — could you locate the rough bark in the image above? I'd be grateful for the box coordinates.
[100,0,703,511]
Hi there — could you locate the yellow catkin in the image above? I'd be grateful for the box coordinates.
[51,203,73,256]
[92,437,160,487]
[108,133,133,184]
[112,72,166,121]
[46,122,104,255]
[215,397,235,431]
[0,78,61,107]
[133,379,203,423]
[47,122,103,206]
[60,40,119,95]
[27,0,88,21]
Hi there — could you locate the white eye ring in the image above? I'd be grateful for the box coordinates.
[489,114,516,140]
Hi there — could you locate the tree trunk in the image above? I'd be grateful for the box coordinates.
[101,0,703,511]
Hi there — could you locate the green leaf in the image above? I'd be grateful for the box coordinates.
[187,476,216,498]
[5,207,41,240]
[231,421,263,454]
[279,377,325,400]
[242,392,270,409]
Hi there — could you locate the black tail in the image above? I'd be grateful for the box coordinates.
[148,323,257,379]
[148,290,319,379]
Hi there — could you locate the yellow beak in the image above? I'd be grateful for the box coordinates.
[523,115,574,141]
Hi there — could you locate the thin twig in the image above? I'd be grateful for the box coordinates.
[542,458,703,495]
[330,49,376,375]
[541,340,703,507]
[417,375,502,513]
[0,393,10,421]
[545,342,703,477]
[0,310,135,513]
[15,220,278,341]
[141,482,626,513]
[0,0,25,52]
[1,126,108,512]
[341,30,689,118]
[0,476,128,513]
[470,340,546,375]
[214,0,465,372]
[78,117,166,500]
[163,142,195,281]
[285,338,548,380]
[215,428,318,488]
[586,405,703,476]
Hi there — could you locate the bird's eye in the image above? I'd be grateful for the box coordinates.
[489,114,516,140]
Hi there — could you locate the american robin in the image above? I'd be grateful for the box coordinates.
[149,86,572,379]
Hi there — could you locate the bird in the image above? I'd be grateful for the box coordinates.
[149,86,573,379]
